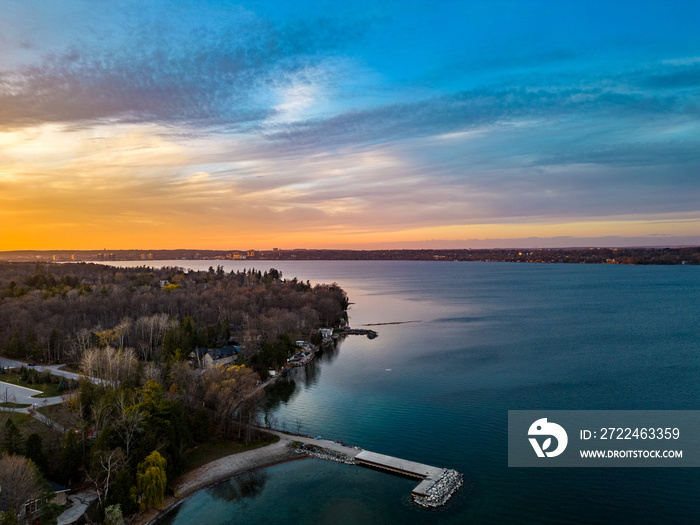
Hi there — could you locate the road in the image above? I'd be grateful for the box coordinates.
[0,357,111,385]
[0,357,105,418]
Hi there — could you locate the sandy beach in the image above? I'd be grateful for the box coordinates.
[135,434,307,525]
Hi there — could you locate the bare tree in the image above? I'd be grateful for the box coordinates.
[141,361,163,384]
[134,314,170,360]
[0,454,46,521]
[80,346,137,385]
[114,393,144,461]
[201,365,257,438]
[114,318,132,349]
[69,328,93,364]
[91,396,114,434]
[86,448,125,506]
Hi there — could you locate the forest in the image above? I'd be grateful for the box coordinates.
[0,263,349,524]
[0,263,348,371]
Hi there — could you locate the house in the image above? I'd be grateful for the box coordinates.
[189,346,240,368]
[17,481,70,523]
[47,481,70,507]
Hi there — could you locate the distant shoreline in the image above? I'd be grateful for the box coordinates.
[1,246,699,265]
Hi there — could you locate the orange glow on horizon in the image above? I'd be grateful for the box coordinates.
[2,124,698,251]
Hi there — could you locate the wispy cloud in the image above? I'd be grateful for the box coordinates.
[0,10,371,130]
[265,76,699,150]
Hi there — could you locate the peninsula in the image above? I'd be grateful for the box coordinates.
[0,263,349,524]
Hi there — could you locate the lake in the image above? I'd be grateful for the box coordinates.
[115,260,700,524]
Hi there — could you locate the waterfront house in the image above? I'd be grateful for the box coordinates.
[189,346,240,368]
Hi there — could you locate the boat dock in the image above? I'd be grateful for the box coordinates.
[267,430,462,507]
[341,328,378,338]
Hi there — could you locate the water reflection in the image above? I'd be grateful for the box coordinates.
[209,470,269,502]
[263,337,347,416]
[292,336,345,388]
[160,470,269,524]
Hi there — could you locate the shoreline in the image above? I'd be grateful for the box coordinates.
[135,436,308,525]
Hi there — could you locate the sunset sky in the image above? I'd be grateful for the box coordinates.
[1,0,699,250]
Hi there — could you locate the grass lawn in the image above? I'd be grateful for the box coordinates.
[0,402,31,408]
[183,434,280,472]
[0,375,74,398]
[0,411,54,437]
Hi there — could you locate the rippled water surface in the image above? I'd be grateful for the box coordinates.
[128,261,700,525]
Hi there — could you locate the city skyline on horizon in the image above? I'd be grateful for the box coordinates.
[1,1,699,250]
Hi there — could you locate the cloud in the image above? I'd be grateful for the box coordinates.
[0,11,369,130]
[264,83,697,150]
[639,63,700,89]
[534,141,700,168]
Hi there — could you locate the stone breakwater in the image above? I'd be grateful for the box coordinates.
[285,437,462,508]
[412,469,463,508]
[290,442,357,465]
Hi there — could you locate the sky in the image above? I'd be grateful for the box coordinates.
[1,0,699,250]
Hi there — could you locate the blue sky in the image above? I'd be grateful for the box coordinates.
[0,0,698,249]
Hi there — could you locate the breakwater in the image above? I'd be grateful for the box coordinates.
[278,431,462,507]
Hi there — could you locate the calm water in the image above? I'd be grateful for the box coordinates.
[126,261,700,524]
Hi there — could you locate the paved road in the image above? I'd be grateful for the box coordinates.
[0,357,111,385]
[36,364,111,385]
[0,357,25,369]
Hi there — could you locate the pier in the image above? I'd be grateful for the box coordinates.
[341,327,378,338]
[354,450,462,507]
[267,430,462,507]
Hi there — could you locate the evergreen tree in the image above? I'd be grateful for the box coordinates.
[2,418,23,455]
[24,433,47,473]
[58,430,82,484]
[104,504,125,525]
[1,510,19,525]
